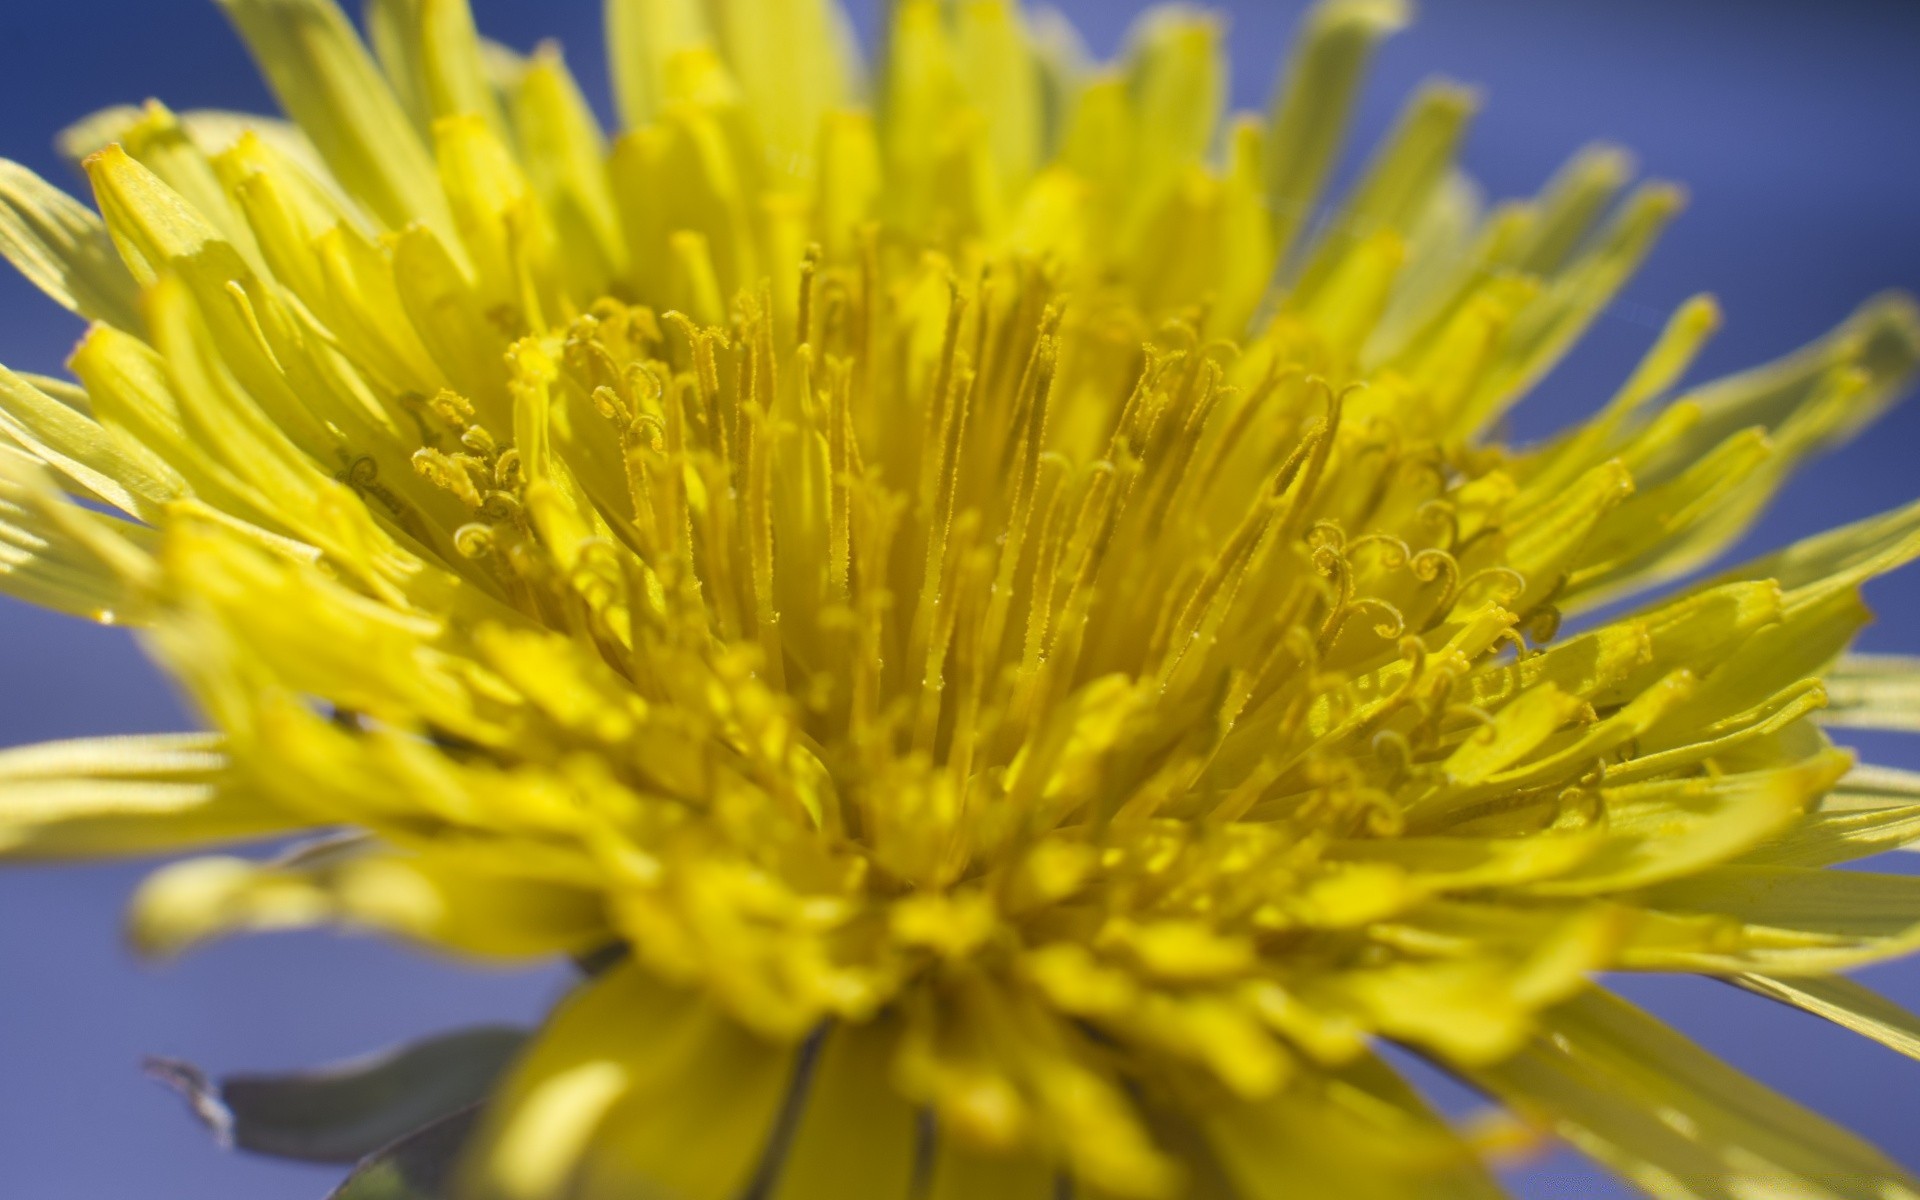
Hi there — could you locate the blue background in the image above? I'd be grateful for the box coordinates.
[1,1,1918,1196]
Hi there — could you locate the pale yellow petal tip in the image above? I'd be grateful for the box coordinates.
[80,141,134,175]
[1414,76,1485,116]
[55,105,144,166]
[1307,0,1415,37]
[1867,288,1920,332]
[125,856,292,958]
[1853,289,1920,373]
[1565,141,1638,188]
[1130,3,1227,36]
[1675,291,1724,334]
[1637,178,1690,215]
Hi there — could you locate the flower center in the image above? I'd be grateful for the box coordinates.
[384,255,1626,1024]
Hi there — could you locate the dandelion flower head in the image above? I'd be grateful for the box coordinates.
[3,0,1920,1196]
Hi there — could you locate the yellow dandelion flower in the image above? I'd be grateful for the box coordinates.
[5,0,1920,1196]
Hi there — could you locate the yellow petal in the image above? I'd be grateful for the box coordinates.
[471,963,793,1200]
[1264,0,1411,265]
[462,964,703,1200]
[1626,865,1920,975]
[1532,751,1846,896]
[713,0,855,181]
[0,444,156,621]
[1739,801,1920,868]
[952,0,1044,200]
[1718,489,1920,610]
[1289,81,1477,308]
[369,4,521,139]
[925,1141,1056,1200]
[771,1018,919,1200]
[0,160,143,329]
[216,0,455,238]
[1205,1052,1505,1200]
[0,362,184,521]
[127,843,610,958]
[0,733,305,859]
[1734,972,1920,1064]
[1457,182,1684,440]
[1473,988,1920,1200]
[605,0,715,130]
[512,46,628,297]
[116,100,272,278]
[1822,654,1920,732]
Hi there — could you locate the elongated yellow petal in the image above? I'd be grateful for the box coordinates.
[0,444,156,620]
[605,0,714,130]
[465,964,791,1200]
[1511,143,1637,275]
[1206,1052,1506,1200]
[0,363,184,521]
[1648,292,1920,486]
[1740,803,1920,868]
[128,844,610,958]
[1822,654,1920,732]
[925,1142,1056,1200]
[1828,763,1920,811]
[1265,0,1411,266]
[1474,989,1920,1200]
[0,160,143,329]
[513,46,628,297]
[0,734,303,859]
[1122,7,1225,227]
[216,0,454,238]
[1293,79,1478,299]
[771,1019,919,1200]
[1626,865,1920,974]
[1456,182,1685,441]
[462,965,701,1200]
[1734,972,1920,1063]
[371,0,527,142]
[1311,907,1620,1063]
[713,0,854,180]
[570,1011,792,1200]
[117,100,272,278]
[1532,751,1845,895]
[1724,493,1920,609]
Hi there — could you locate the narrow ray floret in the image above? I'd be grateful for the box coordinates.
[3,0,1920,1196]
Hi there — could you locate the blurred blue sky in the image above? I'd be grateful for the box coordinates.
[1,1,1918,1196]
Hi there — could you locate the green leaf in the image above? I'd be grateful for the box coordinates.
[148,1025,527,1164]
